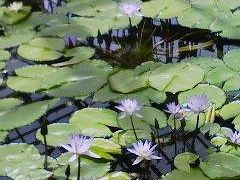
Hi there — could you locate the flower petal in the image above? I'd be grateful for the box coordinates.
[68,154,77,162]
[132,156,144,165]
[84,150,101,159]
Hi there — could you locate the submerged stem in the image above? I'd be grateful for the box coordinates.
[77,156,81,180]
[43,135,48,169]
[130,115,138,141]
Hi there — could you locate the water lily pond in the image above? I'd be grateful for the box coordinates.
[1,0,240,179]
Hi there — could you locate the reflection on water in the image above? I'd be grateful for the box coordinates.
[1,16,240,180]
[90,17,240,67]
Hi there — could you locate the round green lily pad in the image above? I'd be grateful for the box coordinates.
[178,84,226,108]
[17,44,63,62]
[149,63,204,93]
[0,144,55,180]
[174,152,199,173]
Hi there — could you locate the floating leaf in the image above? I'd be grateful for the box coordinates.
[210,137,227,146]
[99,172,131,180]
[200,153,240,179]
[15,65,56,78]
[112,130,151,146]
[162,168,210,180]
[149,63,204,93]
[7,76,43,92]
[206,66,236,85]
[54,153,110,180]
[0,98,23,111]
[174,152,199,173]
[178,84,226,108]
[210,13,240,39]
[0,144,55,180]
[117,107,167,132]
[109,69,149,93]
[223,49,240,71]
[28,37,65,51]
[143,0,190,19]
[0,29,35,49]
[0,99,57,130]
[17,44,63,62]
[0,49,11,61]
[219,101,240,120]
[69,108,118,137]
[182,57,224,72]
[223,75,240,92]
[2,6,31,25]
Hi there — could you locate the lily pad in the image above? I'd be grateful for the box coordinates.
[69,108,118,137]
[99,172,131,180]
[174,152,199,173]
[162,168,210,180]
[143,0,190,19]
[54,153,110,180]
[223,74,240,92]
[15,65,56,78]
[112,130,151,146]
[0,29,35,49]
[117,107,167,132]
[7,76,43,93]
[149,63,204,93]
[0,98,23,111]
[200,152,240,179]
[0,144,55,180]
[28,37,65,51]
[17,44,63,62]
[178,84,226,108]
[109,69,149,93]
[219,101,240,120]
[2,6,31,25]
[210,13,240,39]
[0,49,11,61]
[0,99,57,130]
[206,66,236,85]
[223,49,240,71]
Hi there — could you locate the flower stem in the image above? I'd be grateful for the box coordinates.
[43,135,48,170]
[130,115,138,141]
[196,114,200,130]
[128,17,132,28]
[77,156,81,180]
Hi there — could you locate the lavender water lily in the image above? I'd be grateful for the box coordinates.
[61,134,100,180]
[116,99,142,141]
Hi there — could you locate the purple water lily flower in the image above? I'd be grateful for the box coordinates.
[64,35,78,48]
[229,130,240,145]
[187,95,209,114]
[127,140,162,165]
[165,102,181,115]
[60,134,100,162]
[118,2,143,18]
[165,102,189,120]
[115,99,142,118]
[43,0,63,13]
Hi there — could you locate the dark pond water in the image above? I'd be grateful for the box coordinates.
[1,16,240,180]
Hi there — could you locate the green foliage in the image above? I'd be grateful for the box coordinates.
[0,144,55,180]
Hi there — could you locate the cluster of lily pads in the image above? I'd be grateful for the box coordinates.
[0,0,240,179]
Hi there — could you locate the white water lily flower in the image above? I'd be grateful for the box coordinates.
[229,130,240,145]
[187,95,209,114]
[115,99,142,118]
[118,2,143,18]
[8,2,23,12]
[61,134,100,162]
[127,140,162,165]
